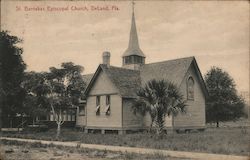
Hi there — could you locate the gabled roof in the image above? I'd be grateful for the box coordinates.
[140,57,194,86]
[101,65,141,98]
[82,74,94,89]
[84,57,208,99]
[140,56,208,98]
[190,58,209,98]
[84,64,141,98]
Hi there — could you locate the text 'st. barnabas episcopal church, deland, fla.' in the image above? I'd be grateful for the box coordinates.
[50,6,208,134]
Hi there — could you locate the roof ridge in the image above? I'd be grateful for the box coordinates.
[99,64,141,98]
[101,64,140,72]
[144,56,194,66]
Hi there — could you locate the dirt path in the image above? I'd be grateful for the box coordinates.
[0,137,248,160]
[0,143,187,160]
[0,144,105,160]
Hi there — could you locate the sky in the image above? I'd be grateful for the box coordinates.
[1,0,249,92]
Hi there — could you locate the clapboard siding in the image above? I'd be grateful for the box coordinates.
[86,95,122,127]
[143,112,151,127]
[122,98,143,128]
[76,115,86,127]
[174,63,206,127]
[76,103,86,127]
[89,70,118,96]
[143,113,172,128]
[86,70,122,128]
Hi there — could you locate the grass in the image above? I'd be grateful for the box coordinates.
[2,126,249,156]
[1,139,186,160]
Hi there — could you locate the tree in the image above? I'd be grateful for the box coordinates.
[22,72,49,125]
[0,31,26,130]
[45,62,85,139]
[132,79,186,135]
[205,67,245,127]
[21,63,85,138]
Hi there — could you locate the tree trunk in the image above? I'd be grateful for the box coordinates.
[21,115,23,128]
[10,117,13,128]
[172,115,175,135]
[0,104,3,132]
[155,114,164,135]
[216,121,219,128]
[33,118,35,125]
[56,109,64,140]
[149,121,153,132]
[56,122,61,139]
[149,115,155,133]
[0,107,2,132]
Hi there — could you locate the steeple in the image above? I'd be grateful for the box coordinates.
[122,1,146,70]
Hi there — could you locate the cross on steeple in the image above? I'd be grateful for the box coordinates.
[132,0,135,13]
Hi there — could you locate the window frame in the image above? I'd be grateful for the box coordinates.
[96,96,101,115]
[187,76,195,100]
[105,95,111,116]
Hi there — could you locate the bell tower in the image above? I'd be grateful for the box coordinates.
[122,1,145,70]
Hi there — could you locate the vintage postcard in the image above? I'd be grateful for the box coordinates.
[0,0,249,160]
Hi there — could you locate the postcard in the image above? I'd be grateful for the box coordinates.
[0,0,249,160]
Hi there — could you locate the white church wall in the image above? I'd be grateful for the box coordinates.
[174,62,206,128]
[86,70,122,128]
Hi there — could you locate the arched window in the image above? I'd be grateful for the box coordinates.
[187,77,194,100]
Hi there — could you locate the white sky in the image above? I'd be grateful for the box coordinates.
[1,0,249,92]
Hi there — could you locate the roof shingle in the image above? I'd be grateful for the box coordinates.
[140,57,194,87]
[84,57,197,98]
[82,74,94,91]
[101,65,141,98]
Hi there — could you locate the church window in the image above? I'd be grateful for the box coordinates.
[96,96,100,115]
[187,77,194,100]
[105,95,111,115]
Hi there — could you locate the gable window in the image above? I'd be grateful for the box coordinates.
[187,76,194,100]
[96,96,100,115]
[105,95,111,115]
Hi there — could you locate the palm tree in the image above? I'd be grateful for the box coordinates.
[132,79,186,135]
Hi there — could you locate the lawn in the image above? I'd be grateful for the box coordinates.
[0,140,187,160]
[1,126,249,156]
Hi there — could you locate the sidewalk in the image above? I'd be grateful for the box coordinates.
[0,137,248,160]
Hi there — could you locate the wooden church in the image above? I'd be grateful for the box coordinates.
[75,5,208,134]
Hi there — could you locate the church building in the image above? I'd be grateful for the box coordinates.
[76,5,208,134]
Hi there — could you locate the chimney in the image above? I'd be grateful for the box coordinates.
[102,51,111,67]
